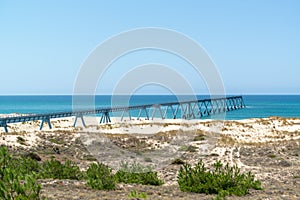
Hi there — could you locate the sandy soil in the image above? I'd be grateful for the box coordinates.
[1,116,300,199]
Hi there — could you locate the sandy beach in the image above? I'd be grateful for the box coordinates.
[1,116,300,149]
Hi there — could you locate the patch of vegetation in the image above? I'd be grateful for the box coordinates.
[144,157,152,162]
[26,152,41,161]
[39,159,83,180]
[177,160,262,199]
[194,133,206,141]
[0,169,41,200]
[9,157,40,178]
[86,162,116,190]
[171,158,185,165]
[48,138,64,145]
[127,190,148,199]
[179,145,198,152]
[186,145,198,152]
[178,145,188,151]
[115,161,163,186]
[1,146,166,195]
[0,146,42,199]
[16,136,27,145]
[267,154,276,159]
[218,135,236,146]
[82,154,97,161]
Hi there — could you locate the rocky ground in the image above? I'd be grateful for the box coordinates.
[2,117,300,199]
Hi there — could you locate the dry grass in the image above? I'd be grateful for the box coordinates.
[217,134,237,146]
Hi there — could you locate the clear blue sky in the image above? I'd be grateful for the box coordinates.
[0,0,299,95]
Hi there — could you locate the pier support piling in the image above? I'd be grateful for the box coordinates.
[137,107,149,120]
[40,117,52,130]
[73,114,86,127]
[0,121,8,133]
[100,111,111,123]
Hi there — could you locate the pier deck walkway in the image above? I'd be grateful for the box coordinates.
[0,96,245,132]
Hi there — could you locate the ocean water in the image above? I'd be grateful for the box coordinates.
[0,95,299,120]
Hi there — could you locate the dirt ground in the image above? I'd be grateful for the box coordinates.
[4,127,300,200]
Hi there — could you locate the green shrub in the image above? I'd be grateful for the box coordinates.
[0,169,41,200]
[0,147,41,200]
[86,163,116,190]
[9,157,40,179]
[39,159,82,180]
[177,160,262,199]
[115,161,163,186]
[0,147,11,180]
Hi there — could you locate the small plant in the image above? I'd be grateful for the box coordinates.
[115,161,163,186]
[16,136,27,145]
[194,134,206,141]
[144,157,152,162]
[267,154,276,158]
[127,190,148,199]
[49,138,63,144]
[83,154,98,161]
[179,145,198,152]
[86,162,116,190]
[186,145,198,152]
[177,160,262,199]
[179,145,188,151]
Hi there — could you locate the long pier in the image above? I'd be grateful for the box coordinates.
[0,96,245,133]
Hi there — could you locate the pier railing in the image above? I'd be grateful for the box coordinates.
[0,96,245,132]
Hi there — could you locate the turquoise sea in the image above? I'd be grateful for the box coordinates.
[0,95,299,120]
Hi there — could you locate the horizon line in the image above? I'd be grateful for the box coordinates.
[0,93,300,96]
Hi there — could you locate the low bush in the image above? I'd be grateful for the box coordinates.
[86,162,116,190]
[1,145,166,196]
[0,169,41,200]
[9,157,40,179]
[0,147,41,199]
[177,160,262,199]
[115,161,163,186]
[39,159,83,180]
